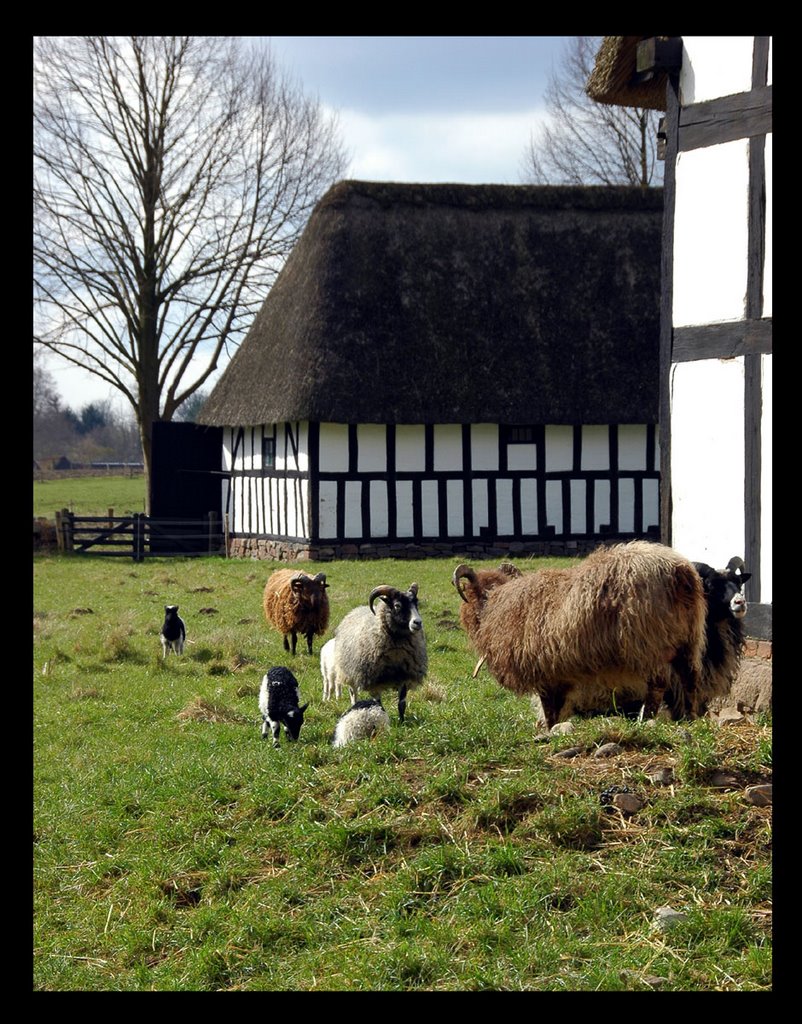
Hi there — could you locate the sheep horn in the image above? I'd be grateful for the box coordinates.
[472,655,486,678]
[726,556,746,576]
[408,583,419,599]
[313,572,329,587]
[452,564,476,603]
[369,585,397,615]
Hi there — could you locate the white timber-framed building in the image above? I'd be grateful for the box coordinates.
[199,181,665,562]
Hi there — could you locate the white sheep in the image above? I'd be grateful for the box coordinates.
[331,699,390,747]
[333,584,428,722]
[320,637,342,700]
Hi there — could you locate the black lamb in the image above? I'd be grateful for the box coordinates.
[259,666,309,748]
[160,605,186,658]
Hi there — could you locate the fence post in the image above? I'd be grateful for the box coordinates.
[60,508,74,553]
[224,513,230,558]
[108,507,114,530]
[55,509,64,553]
[133,512,144,562]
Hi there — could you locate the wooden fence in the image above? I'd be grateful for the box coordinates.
[55,509,227,561]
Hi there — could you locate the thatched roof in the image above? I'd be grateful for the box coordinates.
[586,36,672,111]
[199,180,663,428]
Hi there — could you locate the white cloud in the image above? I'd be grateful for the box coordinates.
[335,107,549,185]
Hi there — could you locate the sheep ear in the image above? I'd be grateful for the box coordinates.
[738,572,752,585]
[299,702,309,713]
[409,583,419,598]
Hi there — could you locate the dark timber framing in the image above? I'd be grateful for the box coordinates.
[226,422,661,548]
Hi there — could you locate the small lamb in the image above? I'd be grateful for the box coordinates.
[331,699,390,748]
[160,605,186,658]
[259,666,309,748]
[320,637,342,701]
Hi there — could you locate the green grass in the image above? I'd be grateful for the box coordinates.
[33,552,772,991]
[34,474,147,519]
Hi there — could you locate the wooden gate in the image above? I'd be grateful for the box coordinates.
[56,510,224,561]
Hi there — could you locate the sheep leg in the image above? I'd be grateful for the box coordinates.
[283,635,290,653]
[538,686,568,732]
[643,676,668,719]
[397,683,408,723]
[290,631,298,656]
[668,647,701,720]
[305,631,314,655]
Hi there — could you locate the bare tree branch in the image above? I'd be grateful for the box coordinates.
[521,36,663,188]
[34,35,348,510]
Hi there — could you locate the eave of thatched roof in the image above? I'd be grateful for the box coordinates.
[586,36,673,112]
[199,180,663,429]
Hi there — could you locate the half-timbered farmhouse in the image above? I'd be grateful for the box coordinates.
[199,180,664,561]
[588,36,772,639]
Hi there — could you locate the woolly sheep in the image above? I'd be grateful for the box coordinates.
[331,699,390,748]
[453,541,711,731]
[334,583,428,722]
[258,666,309,748]
[160,605,186,658]
[320,637,342,700]
[263,569,330,655]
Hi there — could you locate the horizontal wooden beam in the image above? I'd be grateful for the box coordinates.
[679,85,772,150]
[673,319,771,362]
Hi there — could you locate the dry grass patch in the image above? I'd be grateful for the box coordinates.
[176,696,252,725]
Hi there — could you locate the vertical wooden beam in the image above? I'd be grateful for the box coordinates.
[659,71,681,546]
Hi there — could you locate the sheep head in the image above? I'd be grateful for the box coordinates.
[369,584,422,633]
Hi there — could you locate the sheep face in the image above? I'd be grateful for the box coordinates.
[694,559,751,622]
[369,583,423,635]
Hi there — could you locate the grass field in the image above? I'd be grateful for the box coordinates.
[33,550,772,991]
[34,474,147,520]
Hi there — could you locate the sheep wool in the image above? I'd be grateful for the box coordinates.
[263,569,330,656]
[331,699,390,748]
[454,541,710,731]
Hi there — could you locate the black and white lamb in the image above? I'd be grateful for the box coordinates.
[333,584,428,722]
[160,605,186,658]
[258,666,309,748]
[331,699,390,748]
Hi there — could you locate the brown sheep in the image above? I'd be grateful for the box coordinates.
[453,541,709,731]
[263,569,330,656]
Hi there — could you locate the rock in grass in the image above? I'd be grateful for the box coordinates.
[745,783,772,806]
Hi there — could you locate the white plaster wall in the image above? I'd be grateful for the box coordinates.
[396,425,426,471]
[318,480,337,539]
[594,480,610,533]
[581,426,609,470]
[434,424,463,471]
[358,424,386,472]
[421,480,439,535]
[496,479,514,536]
[760,355,772,602]
[619,425,649,470]
[545,426,573,471]
[570,480,586,534]
[319,423,349,473]
[471,424,499,471]
[643,478,660,533]
[670,359,746,564]
[680,36,754,104]
[370,479,389,537]
[446,479,464,536]
[521,479,538,535]
[507,443,537,471]
[275,422,309,473]
[545,480,562,534]
[472,478,489,533]
[395,480,415,537]
[344,480,362,538]
[673,140,750,326]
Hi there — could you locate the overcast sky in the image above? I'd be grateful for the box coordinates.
[45,35,574,412]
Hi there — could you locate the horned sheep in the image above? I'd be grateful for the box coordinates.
[453,541,718,731]
[333,583,428,722]
[263,569,330,656]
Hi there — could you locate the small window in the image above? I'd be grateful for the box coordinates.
[263,436,276,468]
[505,426,535,444]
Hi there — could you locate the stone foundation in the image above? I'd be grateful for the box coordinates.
[227,536,613,562]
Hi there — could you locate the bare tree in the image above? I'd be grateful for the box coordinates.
[521,36,663,187]
[34,36,348,510]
